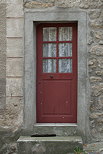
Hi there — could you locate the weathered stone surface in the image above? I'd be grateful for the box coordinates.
[89,19,103,29]
[25,0,55,2]
[7,58,23,77]
[0,79,6,97]
[94,31,103,41]
[0,97,6,109]
[89,10,101,19]
[90,76,102,83]
[79,0,103,9]
[0,53,6,78]
[0,97,23,127]
[7,18,23,37]
[7,38,23,57]
[89,46,103,56]
[98,58,103,69]
[88,59,98,68]
[96,71,103,76]
[55,0,80,7]
[24,1,54,8]
[90,112,103,119]
[33,125,78,136]
[84,142,103,153]
[6,0,23,4]
[0,3,6,112]
[6,78,23,96]
[92,84,103,96]
[6,3,23,17]
[17,136,83,154]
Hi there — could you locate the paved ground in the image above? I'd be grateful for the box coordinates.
[83,142,103,154]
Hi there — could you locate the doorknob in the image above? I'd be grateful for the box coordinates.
[50,75,54,78]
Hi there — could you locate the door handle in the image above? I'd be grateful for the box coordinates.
[50,75,54,78]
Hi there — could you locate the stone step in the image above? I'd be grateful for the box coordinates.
[32,124,78,136]
[17,136,83,154]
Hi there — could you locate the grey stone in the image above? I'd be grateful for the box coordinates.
[0,97,6,109]
[84,142,103,153]
[17,136,83,154]
[6,58,23,77]
[33,124,78,136]
[88,59,98,68]
[89,19,103,29]
[6,78,23,96]
[24,1,54,8]
[7,38,23,57]
[92,84,103,96]
[7,18,23,37]
[6,3,23,17]
[89,10,101,19]
[90,76,102,83]
[89,46,103,56]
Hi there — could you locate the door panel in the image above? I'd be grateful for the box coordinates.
[36,23,77,123]
[42,80,72,115]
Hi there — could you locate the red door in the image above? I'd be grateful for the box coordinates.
[36,23,77,123]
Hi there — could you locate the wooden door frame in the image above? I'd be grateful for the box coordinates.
[24,9,89,138]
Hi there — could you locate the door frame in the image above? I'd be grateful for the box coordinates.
[24,9,89,138]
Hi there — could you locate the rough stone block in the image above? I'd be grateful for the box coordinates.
[90,76,102,83]
[33,124,78,136]
[0,78,6,97]
[7,38,23,57]
[6,78,23,96]
[0,53,6,78]
[89,45,103,56]
[5,97,23,127]
[98,58,103,69]
[89,10,101,19]
[17,136,83,154]
[0,97,6,109]
[24,1,54,8]
[7,58,23,77]
[89,19,103,29]
[6,4,23,17]
[7,18,23,37]
[7,0,23,4]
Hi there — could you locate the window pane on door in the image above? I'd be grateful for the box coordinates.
[59,43,72,57]
[43,43,56,57]
[59,27,72,41]
[59,59,72,73]
[43,59,56,73]
[43,27,56,41]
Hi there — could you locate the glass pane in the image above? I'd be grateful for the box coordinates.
[43,43,56,57]
[43,27,56,41]
[59,27,72,41]
[59,43,72,57]
[43,59,56,73]
[59,59,72,73]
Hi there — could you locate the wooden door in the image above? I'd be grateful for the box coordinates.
[36,23,77,123]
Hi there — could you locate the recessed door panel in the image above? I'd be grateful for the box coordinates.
[42,80,72,115]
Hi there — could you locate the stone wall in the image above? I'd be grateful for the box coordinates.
[0,0,103,153]
[24,0,103,142]
[0,0,24,153]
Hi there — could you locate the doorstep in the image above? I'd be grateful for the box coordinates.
[33,123,78,136]
[17,136,83,154]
